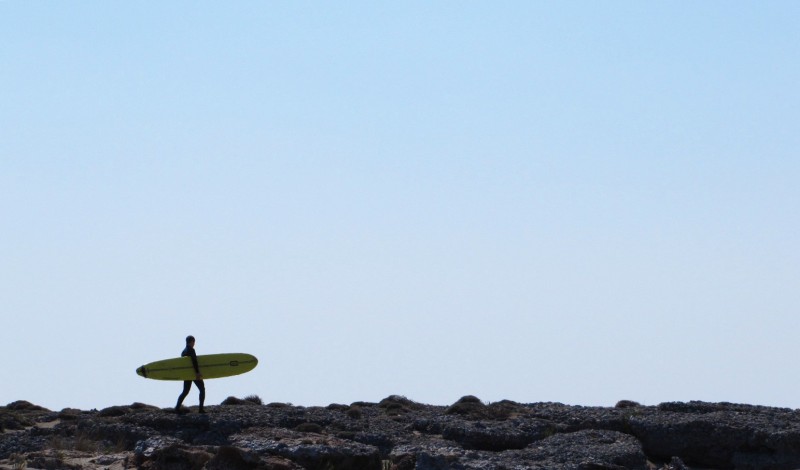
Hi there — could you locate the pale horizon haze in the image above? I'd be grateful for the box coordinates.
[2,2,799,412]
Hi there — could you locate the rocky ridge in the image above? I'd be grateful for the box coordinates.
[3,396,800,469]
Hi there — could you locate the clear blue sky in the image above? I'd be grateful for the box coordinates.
[2,2,799,411]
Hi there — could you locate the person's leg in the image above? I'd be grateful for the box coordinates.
[195,380,206,412]
[176,380,192,411]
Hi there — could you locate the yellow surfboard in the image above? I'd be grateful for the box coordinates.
[136,353,258,380]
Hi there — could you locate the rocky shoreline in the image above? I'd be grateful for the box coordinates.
[3,396,800,469]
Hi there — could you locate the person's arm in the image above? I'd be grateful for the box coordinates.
[189,350,202,378]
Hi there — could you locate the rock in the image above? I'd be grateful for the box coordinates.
[379,395,424,416]
[662,456,689,470]
[4,397,800,469]
[627,401,800,468]
[135,436,186,459]
[222,396,256,406]
[440,418,554,451]
[6,400,50,412]
[526,430,647,469]
[389,430,645,470]
[445,395,487,418]
[294,422,324,434]
[146,443,213,470]
[615,400,642,409]
[99,405,133,417]
[230,427,382,470]
[205,445,303,470]
[26,449,86,470]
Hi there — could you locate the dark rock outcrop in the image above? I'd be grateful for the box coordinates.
[3,397,800,469]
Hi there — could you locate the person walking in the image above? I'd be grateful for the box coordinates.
[175,335,205,414]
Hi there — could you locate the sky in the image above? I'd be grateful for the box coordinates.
[1,2,799,412]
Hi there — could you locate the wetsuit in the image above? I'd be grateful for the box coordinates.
[175,345,205,411]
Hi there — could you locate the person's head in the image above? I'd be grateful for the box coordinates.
[186,335,196,347]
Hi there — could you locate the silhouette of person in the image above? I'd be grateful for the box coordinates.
[175,335,205,414]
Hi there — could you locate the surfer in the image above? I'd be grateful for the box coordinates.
[175,335,205,414]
